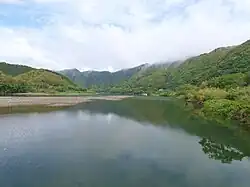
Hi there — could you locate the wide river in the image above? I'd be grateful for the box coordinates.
[0,97,250,187]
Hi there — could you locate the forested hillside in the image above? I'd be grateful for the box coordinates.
[0,62,34,76]
[109,40,250,126]
[0,63,84,95]
[110,40,250,94]
[60,64,149,88]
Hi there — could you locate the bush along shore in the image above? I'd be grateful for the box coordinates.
[159,73,250,128]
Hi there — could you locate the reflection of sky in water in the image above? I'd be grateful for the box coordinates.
[0,110,250,187]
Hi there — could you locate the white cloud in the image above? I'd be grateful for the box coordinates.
[0,0,250,71]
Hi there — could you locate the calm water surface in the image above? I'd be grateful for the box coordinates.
[0,98,250,187]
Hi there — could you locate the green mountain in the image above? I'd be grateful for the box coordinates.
[112,40,250,94]
[108,40,250,126]
[59,64,150,88]
[0,63,84,95]
[0,62,34,76]
[164,40,250,88]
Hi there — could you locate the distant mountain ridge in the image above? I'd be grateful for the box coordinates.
[2,39,250,94]
[59,61,181,88]
[59,63,153,88]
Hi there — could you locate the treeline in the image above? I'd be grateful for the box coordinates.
[0,83,29,95]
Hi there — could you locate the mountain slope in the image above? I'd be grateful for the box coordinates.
[16,70,77,89]
[165,41,250,88]
[0,62,34,76]
[108,40,250,126]
[114,40,250,93]
[59,68,83,85]
[59,64,149,88]
[0,63,83,94]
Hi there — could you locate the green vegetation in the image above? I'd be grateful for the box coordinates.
[159,79,250,126]
[0,62,34,76]
[202,99,249,125]
[59,64,149,88]
[0,71,29,94]
[206,73,248,89]
[106,40,250,127]
[0,63,87,95]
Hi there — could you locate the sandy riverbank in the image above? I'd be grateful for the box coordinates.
[0,96,132,108]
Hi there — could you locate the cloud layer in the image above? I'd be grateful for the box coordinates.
[0,0,250,71]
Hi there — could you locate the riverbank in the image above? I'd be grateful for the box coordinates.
[159,86,250,128]
[0,96,131,108]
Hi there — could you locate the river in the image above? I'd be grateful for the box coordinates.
[0,97,250,187]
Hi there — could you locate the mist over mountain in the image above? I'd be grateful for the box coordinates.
[59,63,151,88]
[59,39,250,93]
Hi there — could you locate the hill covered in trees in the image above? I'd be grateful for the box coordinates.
[59,64,153,88]
[0,62,34,76]
[109,40,250,94]
[108,40,250,126]
[0,63,85,95]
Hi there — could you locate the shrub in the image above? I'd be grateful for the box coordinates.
[183,88,228,103]
[199,88,228,100]
[207,73,248,89]
[227,86,250,101]
[159,91,174,97]
[202,99,250,125]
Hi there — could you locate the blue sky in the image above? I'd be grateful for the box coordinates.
[0,0,250,71]
[0,2,52,27]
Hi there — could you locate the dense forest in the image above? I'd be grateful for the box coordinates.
[0,62,85,95]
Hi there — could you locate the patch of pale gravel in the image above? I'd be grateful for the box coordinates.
[0,96,132,108]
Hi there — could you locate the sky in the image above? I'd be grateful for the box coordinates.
[0,0,250,71]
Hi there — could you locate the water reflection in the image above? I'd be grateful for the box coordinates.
[0,98,250,187]
[69,98,250,162]
[199,138,245,163]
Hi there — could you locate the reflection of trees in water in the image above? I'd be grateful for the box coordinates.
[199,138,246,164]
[73,99,250,162]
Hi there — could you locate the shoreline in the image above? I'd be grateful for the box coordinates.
[0,96,132,108]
